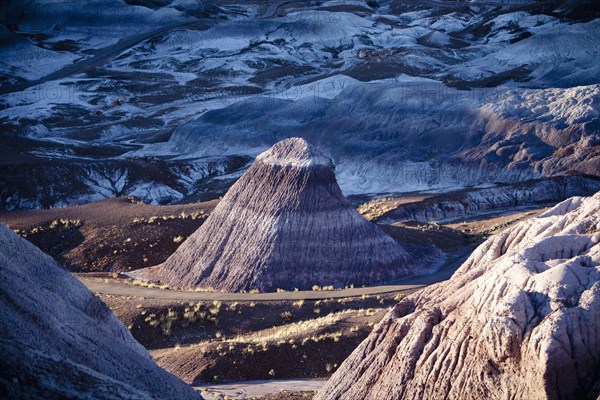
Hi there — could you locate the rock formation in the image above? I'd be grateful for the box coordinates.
[132,137,413,291]
[316,192,600,400]
[0,223,200,400]
[374,175,600,224]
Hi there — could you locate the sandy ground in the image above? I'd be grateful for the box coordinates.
[196,379,324,399]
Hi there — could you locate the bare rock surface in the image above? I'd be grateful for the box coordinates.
[0,223,200,400]
[316,192,600,400]
[375,175,600,224]
[132,138,414,291]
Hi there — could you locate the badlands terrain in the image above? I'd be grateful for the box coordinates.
[0,0,599,208]
[1,0,599,399]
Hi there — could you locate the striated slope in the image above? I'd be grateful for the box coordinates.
[373,175,600,224]
[165,82,600,197]
[132,138,413,292]
[2,2,600,209]
[0,223,200,400]
[316,192,600,400]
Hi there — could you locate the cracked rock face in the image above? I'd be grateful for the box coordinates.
[0,223,200,400]
[133,137,413,291]
[316,192,600,400]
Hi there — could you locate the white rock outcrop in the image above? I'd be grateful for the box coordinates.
[0,223,200,400]
[316,192,600,400]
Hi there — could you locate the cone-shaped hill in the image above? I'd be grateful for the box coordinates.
[0,223,200,399]
[132,138,414,292]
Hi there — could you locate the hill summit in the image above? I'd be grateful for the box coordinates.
[133,137,414,292]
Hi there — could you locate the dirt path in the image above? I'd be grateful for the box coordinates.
[79,250,472,301]
[80,279,424,301]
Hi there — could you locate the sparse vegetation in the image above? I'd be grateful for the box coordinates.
[144,308,179,336]
[3,197,217,273]
[99,290,408,384]
[280,311,293,322]
[173,235,185,244]
[14,218,82,238]
[143,302,222,337]
[311,284,334,291]
[209,301,222,317]
[129,279,170,290]
[293,299,305,308]
[133,211,208,225]
[194,286,217,293]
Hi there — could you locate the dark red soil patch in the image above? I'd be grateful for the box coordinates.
[0,196,217,272]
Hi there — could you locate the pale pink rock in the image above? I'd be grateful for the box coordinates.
[0,223,200,399]
[316,192,600,400]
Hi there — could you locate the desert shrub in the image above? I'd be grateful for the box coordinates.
[293,300,305,308]
[173,235,185,244]
[144,308,178,336]
[209,301,222,316]
[280,311,293,322]
[132,211,207,225]
[326,362,337,373]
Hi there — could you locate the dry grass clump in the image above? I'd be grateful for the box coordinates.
[293,300,305,308]
[144,308,179,336]
[208,301,222,317]
[13,218,82,238]
[280,311,294,322]
[193,286,217,293]
[225,310,353,346]
[128,279,170,290]
[312,285,334,291]
[173,235,185,244]
[239,288,261,294]
[183,302,209,324]
[132,211,208,225]
[357,197,395,219]
[326,362,338,373]
[143,301,220,336]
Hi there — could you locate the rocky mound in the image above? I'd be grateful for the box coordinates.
[132,138,414,291]
[316,192,600,400]
[0,223,200,400]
